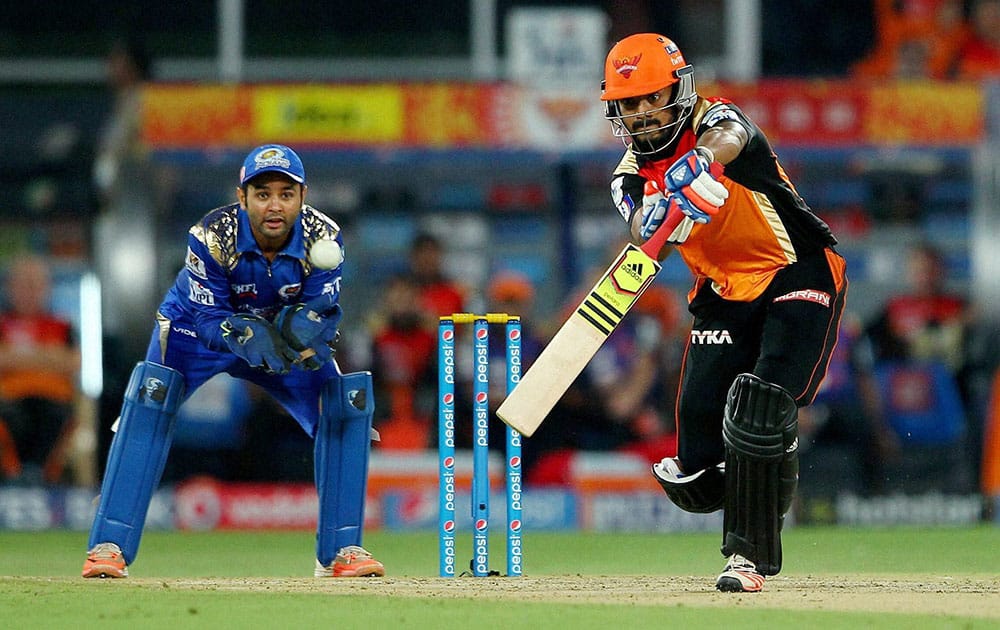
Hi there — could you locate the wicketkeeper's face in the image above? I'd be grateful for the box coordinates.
[237,174,306,254]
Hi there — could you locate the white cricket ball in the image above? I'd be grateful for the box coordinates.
[310,239,343,269]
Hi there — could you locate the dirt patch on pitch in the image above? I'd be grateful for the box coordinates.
[161,575,999,618]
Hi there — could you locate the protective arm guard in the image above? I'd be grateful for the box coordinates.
[651,457,725,513]
[721,373,799,576]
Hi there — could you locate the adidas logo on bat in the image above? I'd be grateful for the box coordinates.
[623,262,644,278]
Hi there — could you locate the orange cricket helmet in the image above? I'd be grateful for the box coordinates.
[601,33,697,155]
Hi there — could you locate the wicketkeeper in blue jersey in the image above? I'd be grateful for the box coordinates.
[82,144,384,579]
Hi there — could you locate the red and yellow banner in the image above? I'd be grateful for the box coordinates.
[142,85,255,146]
[403,84,505,146]
[141,80,986,149]
[866,82,984,144]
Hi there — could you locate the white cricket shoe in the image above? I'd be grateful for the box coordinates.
[715,554,765,592]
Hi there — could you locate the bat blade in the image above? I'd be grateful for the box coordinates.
[497,240,664,437]
[494,315,607,436]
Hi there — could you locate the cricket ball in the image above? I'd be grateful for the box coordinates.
[310,239,343,269]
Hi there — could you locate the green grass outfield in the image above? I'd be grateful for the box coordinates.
[2,526,997,628]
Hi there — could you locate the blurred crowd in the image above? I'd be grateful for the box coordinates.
[797,242,999,506]
[852,0,1000,80]
[2,3,1000,513]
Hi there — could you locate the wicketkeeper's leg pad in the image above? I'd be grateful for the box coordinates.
[89,361,184,565]
[315,370,375,567]
[651,457,725,513]
[721,373,798,576]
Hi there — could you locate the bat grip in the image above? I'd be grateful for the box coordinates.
[639,207,685,258]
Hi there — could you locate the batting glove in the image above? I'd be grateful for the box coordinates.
[221,314,299,374]
[639,180,697,244]
[662,148,728,223]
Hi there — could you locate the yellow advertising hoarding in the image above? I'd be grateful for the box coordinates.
[253,84,404,143]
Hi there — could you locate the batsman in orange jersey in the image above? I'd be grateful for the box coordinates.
[601,33,848,592]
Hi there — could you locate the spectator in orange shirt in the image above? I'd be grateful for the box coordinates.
[853,0,970,79]
[0,255,81,483]
[957,0,1000,79]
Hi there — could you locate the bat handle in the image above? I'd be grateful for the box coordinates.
[297,348,316,362]
[639,206,686,258]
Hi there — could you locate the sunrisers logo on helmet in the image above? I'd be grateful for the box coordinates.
[613,54,642,79]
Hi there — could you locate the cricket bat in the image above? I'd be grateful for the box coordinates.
[496,211,685,437]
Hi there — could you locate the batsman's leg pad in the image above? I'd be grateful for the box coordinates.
[89,362,184,565]
[651,457,725,513]
[315,370,375,567]
[721,373,798,576]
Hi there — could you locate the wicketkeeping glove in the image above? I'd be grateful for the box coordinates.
[639,180,696,244]
[221,314,299,375]
[662,148,728,222]
[273,301,343,370]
